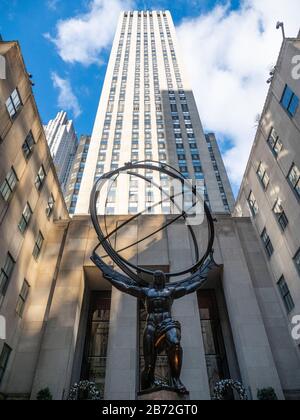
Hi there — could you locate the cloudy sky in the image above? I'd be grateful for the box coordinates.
[0,0,299,193]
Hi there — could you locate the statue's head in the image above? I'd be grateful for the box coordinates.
[153,270,166,290]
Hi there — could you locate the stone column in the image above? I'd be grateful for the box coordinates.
[167,221,211,400]
[215,218,284,400]
[104,219,138,400]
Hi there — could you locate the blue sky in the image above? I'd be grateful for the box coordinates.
[0,0,299,193]
[0,0,239,135]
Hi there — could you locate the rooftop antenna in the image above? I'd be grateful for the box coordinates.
[276,22,285,40]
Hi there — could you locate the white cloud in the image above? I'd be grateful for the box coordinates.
[177,0,300,192]
[51,72,82,118]
[47,0,60,11]
[45,0,133,65]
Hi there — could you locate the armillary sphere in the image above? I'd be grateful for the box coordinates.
[90,160,215,288]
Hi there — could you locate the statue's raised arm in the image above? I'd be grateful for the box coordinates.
[91,252,145,299]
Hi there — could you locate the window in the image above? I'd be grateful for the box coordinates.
[129,192,138,203]
[6,88,22,118]
[0,344,12,385]
[16,280,30,317]
[277,276,295,313]
[22,131,35,160]
[281,85,299,117]
[131,153,139,162]
[248,191,259,216]
[18,203,33,234]
[105,207,115,216]
[267,128,283,158]
[0,253,15,300]
[35,166,46,191]
[46,194,55,218]
[129,206,138,215]
[257,162,270,190]
[294,249,300,275]
[287,164,300,199]
[146,191,154,203]
[261,228,274,258]
[112,153,119,162]
[0,168,18,202]
[107,191,116,204]
[33,231,44,260]
[273,199,289,231]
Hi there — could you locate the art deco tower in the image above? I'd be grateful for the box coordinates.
[75,11,234,215]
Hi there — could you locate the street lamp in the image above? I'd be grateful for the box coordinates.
[276,22,285,40]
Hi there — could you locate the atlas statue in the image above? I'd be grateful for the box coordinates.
[92,253,214,393]
[90,161,216,394]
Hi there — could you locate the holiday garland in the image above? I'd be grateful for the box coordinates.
[68,380,101,401]
[214,380,248,400]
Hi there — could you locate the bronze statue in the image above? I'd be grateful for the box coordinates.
[90,161,216,394]
[91,253,214,394]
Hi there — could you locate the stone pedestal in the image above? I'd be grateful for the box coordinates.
[138,387,190,401]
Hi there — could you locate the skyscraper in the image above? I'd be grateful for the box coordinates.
[76,10,234,215]
[65,135,91,214]
[44,111,78,193]
[1,21,300,402]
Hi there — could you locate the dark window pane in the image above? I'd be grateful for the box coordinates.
[281,85,293,109]
[0,344,12,384]
[289,94,299,116]
[277,276,294,313]
[294,249,300,275]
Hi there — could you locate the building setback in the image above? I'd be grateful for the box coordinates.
[76,10,234,215]
[235,33,300,339]
[44,111,78,193]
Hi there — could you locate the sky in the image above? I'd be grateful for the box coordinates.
[0,0,299,195]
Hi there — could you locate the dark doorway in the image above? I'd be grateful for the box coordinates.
[81,291,111,399]
[198,289,231,398]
